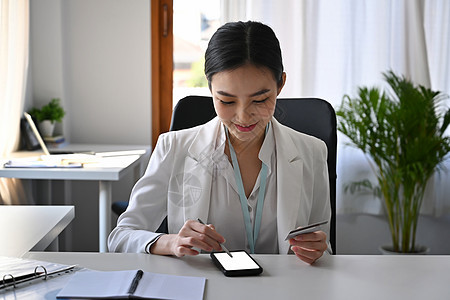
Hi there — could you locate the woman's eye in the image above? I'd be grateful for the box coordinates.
[253,98,269,104]
[220,100,234,105]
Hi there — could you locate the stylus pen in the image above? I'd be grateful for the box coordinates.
[197,218,233,258]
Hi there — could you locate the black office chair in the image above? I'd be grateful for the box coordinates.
[113,96,337,253]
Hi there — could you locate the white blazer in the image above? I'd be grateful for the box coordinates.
[108,117,331,254]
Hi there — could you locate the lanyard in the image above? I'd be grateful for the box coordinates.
[225,126,268,254]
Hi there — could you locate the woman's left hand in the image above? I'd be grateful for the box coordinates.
[289,231,328,264]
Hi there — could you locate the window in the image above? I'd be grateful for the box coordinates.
[172,0,221,107]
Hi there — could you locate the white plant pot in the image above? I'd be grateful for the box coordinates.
[38,120,55,137]
[379,245,430,255]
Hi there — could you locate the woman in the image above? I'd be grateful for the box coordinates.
[108,21,331,264]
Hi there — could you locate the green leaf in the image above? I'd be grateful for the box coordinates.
[28,98,66,123]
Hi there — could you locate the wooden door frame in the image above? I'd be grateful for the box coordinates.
[151,0,173,147]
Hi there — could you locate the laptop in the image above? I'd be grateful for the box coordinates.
[22,112,145,158]
[2,113,97,168]
[23,112,93,156]
[3,113,146,168]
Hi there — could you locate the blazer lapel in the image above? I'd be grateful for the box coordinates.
[272,119,304,254]
[180,118,222,225]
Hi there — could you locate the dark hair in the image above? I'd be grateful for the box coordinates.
[204,21,284,89]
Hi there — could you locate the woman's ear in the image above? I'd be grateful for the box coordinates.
[277,72,287,95]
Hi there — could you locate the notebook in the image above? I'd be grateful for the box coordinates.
[56,269,206,300]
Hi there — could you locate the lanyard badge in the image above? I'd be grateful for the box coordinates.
[225,125,269,254]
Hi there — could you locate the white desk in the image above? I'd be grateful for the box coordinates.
[0,144,150,252]
[0,206,74,257]
[19,252,450,300]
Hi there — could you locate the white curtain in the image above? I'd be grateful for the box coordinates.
[237,0,450,216]
[0,0,29,204]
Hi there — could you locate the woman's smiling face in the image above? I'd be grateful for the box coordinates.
[211,63,285,145]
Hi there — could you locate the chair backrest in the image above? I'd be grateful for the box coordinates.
[170,95,337,253]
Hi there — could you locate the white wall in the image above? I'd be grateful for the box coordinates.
[29,0,151,145]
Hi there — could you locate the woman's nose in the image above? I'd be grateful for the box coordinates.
[235,103,254,123]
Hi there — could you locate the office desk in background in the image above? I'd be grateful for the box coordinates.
[19,252,450,300]
[0,144,150,252]
[0,206,74,257]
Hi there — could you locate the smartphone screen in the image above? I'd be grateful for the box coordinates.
[213,251,259,271]
[210,250,263,276]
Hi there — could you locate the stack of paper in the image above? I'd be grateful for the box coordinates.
[0,256,76,291]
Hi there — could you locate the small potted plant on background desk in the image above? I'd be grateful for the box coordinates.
[337,71,450,254]
[28,98,66,138]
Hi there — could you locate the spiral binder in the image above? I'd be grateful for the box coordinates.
[0,257,76,291]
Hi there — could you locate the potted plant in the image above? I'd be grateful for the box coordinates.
[337,71,450,253]
[28,98,66,137]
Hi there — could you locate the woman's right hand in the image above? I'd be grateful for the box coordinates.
[150,219,225,257]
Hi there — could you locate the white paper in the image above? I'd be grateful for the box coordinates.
[0,256,78,300]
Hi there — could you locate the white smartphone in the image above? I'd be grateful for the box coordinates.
[210,250,263,277]
[284,220,328,241]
